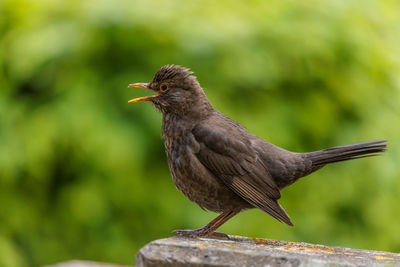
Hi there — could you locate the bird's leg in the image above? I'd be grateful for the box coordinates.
[173,211,238,239]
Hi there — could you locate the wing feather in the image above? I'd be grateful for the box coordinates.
[192,124,293,225]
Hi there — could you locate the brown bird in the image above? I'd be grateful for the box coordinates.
[128,65,387,238]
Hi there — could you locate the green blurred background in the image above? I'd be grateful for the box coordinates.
[1,0,400,266]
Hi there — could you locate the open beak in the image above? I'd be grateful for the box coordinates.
[128,83,159,103]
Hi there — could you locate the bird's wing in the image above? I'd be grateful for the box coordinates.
[192,124,293,225]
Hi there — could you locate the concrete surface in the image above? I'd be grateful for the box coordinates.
[136,235,400,267]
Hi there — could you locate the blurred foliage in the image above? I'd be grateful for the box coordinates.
[0,0,400,266]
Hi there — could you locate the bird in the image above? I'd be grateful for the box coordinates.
[128,65,387,238]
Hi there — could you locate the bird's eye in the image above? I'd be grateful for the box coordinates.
[160,83,168,92]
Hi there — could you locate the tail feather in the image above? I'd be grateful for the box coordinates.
[306,140,387,166]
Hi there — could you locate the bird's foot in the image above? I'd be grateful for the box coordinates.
[173,229,229,240]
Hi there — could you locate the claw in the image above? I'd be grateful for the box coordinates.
[173,229,229,240]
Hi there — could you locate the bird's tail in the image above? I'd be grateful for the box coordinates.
[305,140,387,166]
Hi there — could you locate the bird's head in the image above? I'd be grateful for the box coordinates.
[128,65,211,115]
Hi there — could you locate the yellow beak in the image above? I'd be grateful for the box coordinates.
[128,83,159,103]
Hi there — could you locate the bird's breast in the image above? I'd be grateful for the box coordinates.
[162,115,192,154]
[161,115,249,212]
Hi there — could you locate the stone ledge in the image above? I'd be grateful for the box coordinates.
[136,236,400,267]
